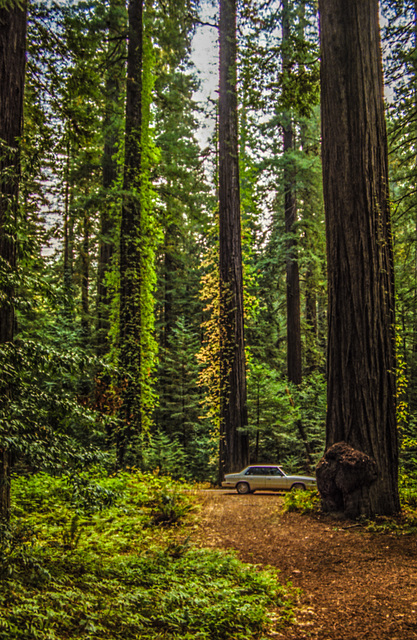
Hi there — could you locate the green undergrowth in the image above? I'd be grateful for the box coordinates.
[365,480,417,535]
[282,488,320,515]
[282,483,417,535]
[1,470,297,640]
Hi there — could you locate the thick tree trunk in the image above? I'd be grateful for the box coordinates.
[218,0,249,476]
[0,1,27,519]
[319,0,400,516]
[118,0,143,467]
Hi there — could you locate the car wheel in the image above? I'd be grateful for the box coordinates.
[291,483,305,491]
[236,482,250,495]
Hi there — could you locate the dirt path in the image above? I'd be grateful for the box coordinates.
[193,491,417,639]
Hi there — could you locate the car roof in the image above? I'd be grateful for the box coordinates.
[246,464,281,467]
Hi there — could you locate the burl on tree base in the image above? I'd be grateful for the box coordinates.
[316,442,378,519]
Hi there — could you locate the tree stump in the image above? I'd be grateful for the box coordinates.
[316,442,378,519]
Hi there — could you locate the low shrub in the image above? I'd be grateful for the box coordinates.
[0,470,298,640]
[282,488,320,515]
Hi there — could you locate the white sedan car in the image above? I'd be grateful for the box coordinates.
[221,465,316,494]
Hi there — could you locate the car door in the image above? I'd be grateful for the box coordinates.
[265,466,287,491]
[244,466,269,490]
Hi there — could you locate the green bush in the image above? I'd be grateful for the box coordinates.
[399,473,417,510]
[282,488,320,515]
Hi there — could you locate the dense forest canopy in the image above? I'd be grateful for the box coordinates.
[0,0,417,517]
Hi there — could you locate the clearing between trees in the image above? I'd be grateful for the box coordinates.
[194,491,417,639]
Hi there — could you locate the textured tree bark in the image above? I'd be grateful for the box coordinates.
[0,1,27,519]
[218,0,249,475]
[319,0,400,516]
[317,442,378,519]
[118,0,143,467]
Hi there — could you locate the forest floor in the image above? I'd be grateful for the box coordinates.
[193,490,417,640]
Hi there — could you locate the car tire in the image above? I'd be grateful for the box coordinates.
[291,482,305,491]
[236,482,250,495]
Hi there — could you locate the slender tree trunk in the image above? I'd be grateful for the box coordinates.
[283,121,302,384]
[63,143,74,323]
[282,0,313,468]
[255,377,260,463]
[299,1,320,375]
[0,1,27,519]
[411,1,417,408]
[118,0,143,467]
[319,0,400,516]
[282,0,302,387]
[81,210,90,343]
[305,266,318,372]
[218,0,249,476]
[97,0,125,356]
[163,220,176,349]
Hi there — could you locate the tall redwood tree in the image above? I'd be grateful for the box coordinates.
[0,0,27,518]
[218,0,249,475]
[319,0,400,516]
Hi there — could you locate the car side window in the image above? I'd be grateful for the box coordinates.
[245,467,283,476]
[245,467,285,476]
[245,467,264,476]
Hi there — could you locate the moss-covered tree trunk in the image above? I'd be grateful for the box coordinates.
[319,0,400,517]
[218,0,249,476]
[0,0,27,519]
